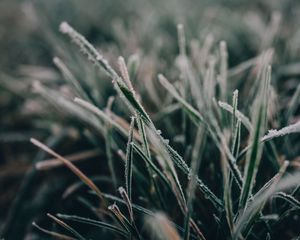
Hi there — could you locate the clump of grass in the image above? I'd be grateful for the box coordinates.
[1,1,300,239]
[24,20,300,240]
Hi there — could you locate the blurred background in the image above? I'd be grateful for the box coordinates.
[0,0,299,239]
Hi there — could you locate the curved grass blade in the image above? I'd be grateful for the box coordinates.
[273,192,300,209]
[118,187,134,222]
[32,222,76,240]
[56,214,128,237]
[108,204,141,240]
[108,203,130,233]
[47,213,86,240]
[103,193,197,238]
[262,121,300,142]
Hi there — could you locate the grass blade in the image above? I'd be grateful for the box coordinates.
[74,97,128,137]
[239,65,270,209]
[125,117,135,201]
[32,222,76,240]
[184,127,206,240]
[118,187,134,223]
[114,78,152,125]
[132,143,171,190]
[35,149,101,171]
[47,213,86,240]
[59,22,118,79]
[273,192,300,209]
[234,172,300,240]
[57,214,128,237]
[53,57,90,101]
[219,41,228,101]
[30,138,104,202]
[262,121,300,142]
[158,74,204,125]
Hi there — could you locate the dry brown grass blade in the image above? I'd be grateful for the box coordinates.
[30,138,104,202]
[32,222,76,240]
[35,149,101,170]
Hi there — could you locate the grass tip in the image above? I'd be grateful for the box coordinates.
[59,21,71,33]
[74,97,81,103]
[53,56,60,64]
[177,23,183,29]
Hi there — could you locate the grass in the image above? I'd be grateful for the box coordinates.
[28,22,300,239]
[1,1,300,239]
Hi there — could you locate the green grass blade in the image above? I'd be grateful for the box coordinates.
[132,143,171,189]
[239,66,270,209]
[151,127,223,210]
[232,119,241,158]
[184,127,206,240]
[125,117,135,201]
[239,107,263,208]
[286,83,300,120]
[231,90,239,137]
[115,79,152,125]
[219,41,228,101]
[136,117,151,158]
[159,74,241,201]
